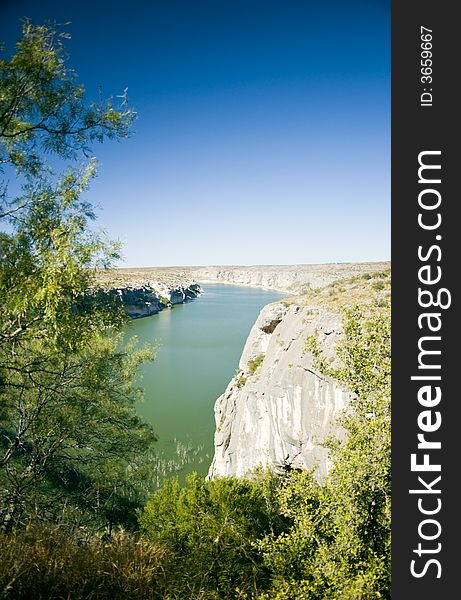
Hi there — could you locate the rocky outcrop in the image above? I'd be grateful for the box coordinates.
[92,282,202,318]
[191,262,389,294]
[208,300,352,480]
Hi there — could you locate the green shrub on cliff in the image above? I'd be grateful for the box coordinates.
[248,353,265,375]
[236,375,247,388]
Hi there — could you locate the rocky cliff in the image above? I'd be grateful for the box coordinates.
[191,262,389,294]
[208,268,391,480]
[208,300,351,480]
[91,282,202,319]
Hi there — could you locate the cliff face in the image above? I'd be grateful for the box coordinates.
[208,300,351,480]
[192,263,388,294]
[92,282,202,318]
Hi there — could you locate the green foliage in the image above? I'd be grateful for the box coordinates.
[235,375,247,388]
[0,22,156,532]
[247,353,264,375]
[139,471,289,598]
[0,21,135,180]
[0,328,157,530]
[260,307,391,599]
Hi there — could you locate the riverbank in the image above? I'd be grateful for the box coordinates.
[190,262,389,294]
[96,262,390,301]
[93,269,203,318]
[126,283,285,480]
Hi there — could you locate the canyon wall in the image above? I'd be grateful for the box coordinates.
[208,299,352,480]
[91,282,202,318]
[192,262,388,294]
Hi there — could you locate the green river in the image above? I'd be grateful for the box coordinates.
[124,283,284,481]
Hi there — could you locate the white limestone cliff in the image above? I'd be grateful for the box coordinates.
[92,282,202,319]
[208,300,351,480]
[192,262,388,294]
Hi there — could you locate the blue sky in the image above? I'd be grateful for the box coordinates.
[1,0,390,267]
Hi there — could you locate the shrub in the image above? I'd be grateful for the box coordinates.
[139,472,289,599]
[247,353,265,375]
[236,375,247,388]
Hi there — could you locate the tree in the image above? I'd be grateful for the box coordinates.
[258,306,391,599]
[0,21,133,181]
[0,21,156,531]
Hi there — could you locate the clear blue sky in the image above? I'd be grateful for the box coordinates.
[1,0,390,267]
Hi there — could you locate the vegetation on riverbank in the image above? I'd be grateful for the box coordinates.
[286,268,391,313]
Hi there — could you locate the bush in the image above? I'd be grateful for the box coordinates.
[236,375,247,388]
[139,471,289,599]
[248,354,265,375]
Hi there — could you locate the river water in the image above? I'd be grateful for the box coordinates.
[124,283,284,481]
